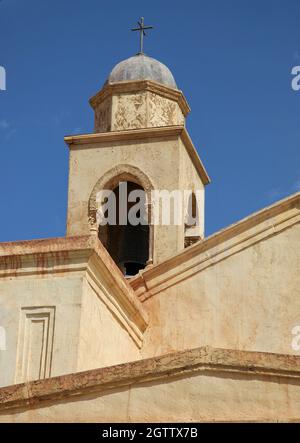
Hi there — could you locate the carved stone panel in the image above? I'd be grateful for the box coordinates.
[112,92,147,130]
[15,306,56,383]
[148,92,184,127]
[110,91,185,131]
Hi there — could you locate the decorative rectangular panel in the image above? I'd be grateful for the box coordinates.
[15,307,55,383]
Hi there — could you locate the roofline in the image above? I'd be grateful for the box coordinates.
[64,126,211,185]
[130,191,300,300]
[0,235,149,340]
[1,345,300,412]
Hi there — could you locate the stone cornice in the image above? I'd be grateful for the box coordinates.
[89,80,191,117]
[1,346,300,412]
[0,236,90,278]
[64,126,210,186]
[65,125,183,145]
[130,191,300,300]
[0,235,148,343]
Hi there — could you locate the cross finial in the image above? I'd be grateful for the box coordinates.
[131,17,153,55]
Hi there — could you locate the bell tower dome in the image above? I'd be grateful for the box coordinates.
[90,53,190,133]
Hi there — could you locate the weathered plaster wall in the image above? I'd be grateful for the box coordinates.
[66,129,208,265]
[179,138,205,239]
[7,372,297,423]
[140,223,300,358]
[0,275,83,388]
[94,97,112,132]
[0,237,147,389]
[0,270,141,389]
[77,278,140,372]
[1,346,300,422]
[67,137,182,263]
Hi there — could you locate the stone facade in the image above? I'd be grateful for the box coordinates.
[1,347,300,422]
[0,62,299,422]
[0,236,147,389]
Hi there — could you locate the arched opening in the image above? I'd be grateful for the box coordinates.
[98,181,150,277]
[186,192,198,228]
[184,192,201,248]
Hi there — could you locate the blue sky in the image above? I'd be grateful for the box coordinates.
[0,0,299,241]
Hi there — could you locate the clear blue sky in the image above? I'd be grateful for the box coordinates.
[0,0,299,241]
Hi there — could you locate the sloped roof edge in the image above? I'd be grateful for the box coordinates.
[130,191,300,300]
[64,126,210,185]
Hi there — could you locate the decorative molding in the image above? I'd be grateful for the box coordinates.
[65,125,183,145]
[15,307,56,384]
[2,346,300,412]
[0,236,149,341]
[89,80,191,117]
[0,247,90,279]
[130,192,300,300]
[64,126,211,186]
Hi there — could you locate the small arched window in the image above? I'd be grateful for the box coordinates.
[184,192,201,248]
[185,192,198,228]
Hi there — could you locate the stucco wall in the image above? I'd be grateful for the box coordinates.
[67,137,182,263]
[1,365,300,422]
[179,138,205,238]
[0,271,141,389]
[0,237,146,389]
[77,278,140,372]
[67,131,207,265]
[141,223,300,358]
[0,275,83,388]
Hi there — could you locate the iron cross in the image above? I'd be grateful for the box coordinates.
[131,17,153,54]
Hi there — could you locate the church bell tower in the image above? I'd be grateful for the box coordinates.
[65,22,210,276]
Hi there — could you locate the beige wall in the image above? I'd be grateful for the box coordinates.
[0,274,83,388]
[0,242,143,389]
[141,223,300,358]
[77,278,140,372]
[1,368,300,422]
[179,138,205,238]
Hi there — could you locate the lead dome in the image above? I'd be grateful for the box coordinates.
[107,54,177,89]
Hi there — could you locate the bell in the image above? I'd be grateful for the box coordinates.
[117,224,149,276]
